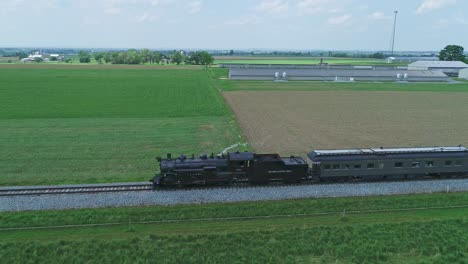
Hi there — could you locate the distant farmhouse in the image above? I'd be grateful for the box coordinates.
[21,51,63,63]
[408,61,468,76]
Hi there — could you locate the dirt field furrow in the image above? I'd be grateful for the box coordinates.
[224,91,468,156]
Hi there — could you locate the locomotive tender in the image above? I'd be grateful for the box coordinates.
[152,146,468,188]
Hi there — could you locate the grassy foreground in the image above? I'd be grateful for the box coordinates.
[1,193,467,263]
[0,67,242,186]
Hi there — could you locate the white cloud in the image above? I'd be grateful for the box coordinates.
[225,15,262,26]
[327,14,352,25]
[150,0,174,6]
[368,11,391,20]
[256,0,288,14]
[416,0,456,14]
[295,0,333,14]
[104,7,121,14]
[136,12,157,23]
[454,16,468,25]
[187,0,202,14]
[358,4,369,10]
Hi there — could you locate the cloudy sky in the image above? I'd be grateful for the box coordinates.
[1,0,467,51]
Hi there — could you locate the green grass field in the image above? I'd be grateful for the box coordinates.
[1,193,467,263]
[0,67,242,186]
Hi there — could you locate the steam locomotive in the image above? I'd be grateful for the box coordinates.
[151,146,468,188]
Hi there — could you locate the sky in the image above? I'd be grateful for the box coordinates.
[1,0,467,51]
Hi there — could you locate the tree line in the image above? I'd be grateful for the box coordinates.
[439,45,467,62]
[78,49,214,65]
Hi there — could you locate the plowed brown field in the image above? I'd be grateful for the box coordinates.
[224,91,468,156]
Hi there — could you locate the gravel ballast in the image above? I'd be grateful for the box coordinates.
[1,179,468,212]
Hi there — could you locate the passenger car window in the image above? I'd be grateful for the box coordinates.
[332,164,340,170]
[394,162,403,168]
[354,164,361,169]
[455,161,462,166]
[412,162,421,168]
[367,163,374,169]
[324,164,331,170]
[426,161,434,167]
[344,164,350,169]
[445,161,452,166]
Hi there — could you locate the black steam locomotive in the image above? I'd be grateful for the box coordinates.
[151,146,468,188]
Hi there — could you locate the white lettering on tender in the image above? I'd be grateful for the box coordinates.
[268,170,292,174]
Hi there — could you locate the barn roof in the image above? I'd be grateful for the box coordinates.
[229,68,447,78]
[408,60,468,68]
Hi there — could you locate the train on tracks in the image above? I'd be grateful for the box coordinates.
[151,146,468,188]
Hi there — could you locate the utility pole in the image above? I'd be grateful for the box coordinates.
[391,10,398,56]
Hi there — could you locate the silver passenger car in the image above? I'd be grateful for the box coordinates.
[308,147,468,181]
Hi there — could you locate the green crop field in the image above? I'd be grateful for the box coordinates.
[1,193,467,263]
[0,66,242,186]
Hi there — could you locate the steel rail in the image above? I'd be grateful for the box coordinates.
[0,184,154,197]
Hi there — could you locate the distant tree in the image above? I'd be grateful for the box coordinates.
[229,49,234,56]
[50,56,58,61]
[141,49,151,64]
[78,50,91,63]
[151,51,162,64]
[439,45,465,61]
[370,52,385,59]
[332,53,349,58]
[94,52,106,64]
[112,52,128,64]
[199,51,214,65]
[35,57,43,63]
[186,51,214,65]
[126,49,142,64]
[171,51,184,65]
[103,52,112,64]
[17,52,28,59]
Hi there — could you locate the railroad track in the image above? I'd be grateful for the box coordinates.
[0,183,154,197]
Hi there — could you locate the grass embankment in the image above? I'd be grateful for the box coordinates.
[0,193,467,263]
[221,81,468,92]
[0,67,242,186]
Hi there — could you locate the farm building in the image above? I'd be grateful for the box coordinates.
[408,61,468,76]
[386,56,439,64]
[227,65,449,82]
[459,68,468,79]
